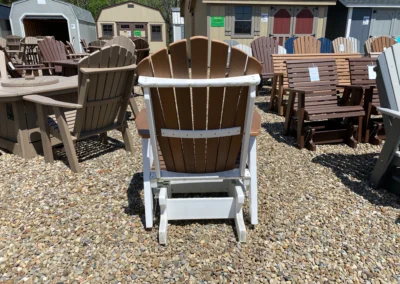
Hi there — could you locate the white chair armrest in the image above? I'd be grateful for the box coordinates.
[377,107,400,119]
[138,74,261,88]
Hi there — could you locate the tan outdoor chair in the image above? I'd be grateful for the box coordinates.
[135,36,262,244]
[24,45,136,172]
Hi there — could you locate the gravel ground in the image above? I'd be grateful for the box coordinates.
[0,88,399,283]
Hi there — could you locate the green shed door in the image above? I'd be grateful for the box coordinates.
[370,9,395,37]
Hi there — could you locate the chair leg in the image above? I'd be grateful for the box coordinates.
[36,104,54,163]
[277,76,284,116]
[142,139,154,228]
[248,136,258,225]
[229,181,246,242]
[121,124,134,152]
[99,132,108,144]
[129,95,140,119]
[159,187,168,245]
[54,107,81,173]
[269,75,277,111]
[284,92,295,135]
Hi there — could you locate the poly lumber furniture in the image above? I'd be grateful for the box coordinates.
[371,36,397,53]
[6,35,22,56]
[88,40,107,53]
[39,38,85,74]
[251,37,279,81]
[136,36,261,244]
[318,38,333,53]
[80,38,90,53]
[104,36,140,118]
[370,44,400,194]
[23,45,136,172]
[283,59,365,150]
[343,58,384,145]
[284,37,296,54]
[270,53,362,115]
[293,36,321,54]
[46,59,80,77]
[365,37,377,55]
[332,37,359,53]
[133,38,150,64]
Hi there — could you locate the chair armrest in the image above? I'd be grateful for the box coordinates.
[136,109,261,138]
[377,107,400,119]
[139,75,260,88]
[24,95,82,109]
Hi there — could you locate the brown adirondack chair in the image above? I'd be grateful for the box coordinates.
[371,36,397,52]
[80,38,90,53]
[365,36,377,55]
[39,38,85,74]
[104,36,140,118]
[133,38,149,64]
[284,59,365,150]
[341,58,384,144]
[20,37,40,65]
[23,45,136,173]
[88,40,107,53]
[250,37,279,81]
[293,36,321,54]
[135,36,262,243]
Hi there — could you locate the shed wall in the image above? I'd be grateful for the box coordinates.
[79,21,96,44]
[349,8,371,54]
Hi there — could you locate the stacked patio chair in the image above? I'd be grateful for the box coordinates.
[284,58,365,150]
[370,43,400,194]
[24,45,136,173]
[135,36,261,244]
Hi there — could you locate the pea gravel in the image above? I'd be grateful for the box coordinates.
[0,88,399,283]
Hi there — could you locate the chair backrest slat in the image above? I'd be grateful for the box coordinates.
[371,36,397,52]
[235,44,252,56]
[104,36,137,63]
[365,36,377,54]
[318,37,333,53]
[294,36,321,54]
[251,37,278,76]
[285,37,296,54]
[333,37,359,53]
[348,58,377,87]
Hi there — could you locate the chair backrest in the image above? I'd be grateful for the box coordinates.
[89,40,107,47]
[0,46,22,78]
[0,37,6,49]
[318,38,333,53]
[371,36,397,52]
[272,53,362,89]
[251,37,279,76]
[99,35,113,40]
[286,59,338,98]
[38,38,68,73]
[133,38,149,64]
[80,38,88,50]
[136,36,261,174]
[6,35,22,52]
[73,45,136,139]
[65,41,75,54]
[332,37,358,53]
[365,36,377,54]
[104,36,137,56]
[293,36,321,54]
[278,45,287,54]
[235,44,252,56]
[348,58,377,87]
[0,50,9,80]
[21,37,38,44]
[284,37,296,54]
[376,43,400,112]
[223,39,239,48]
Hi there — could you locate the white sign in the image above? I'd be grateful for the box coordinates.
[127,30,132,37]
[339,44,344,52]
[363,16,370,25]
[261,13,268,23]
[37,0,46,4]
[368,65,377,80]
[8,62,15,70]
[309,67,320,82]
[70,24,76,30]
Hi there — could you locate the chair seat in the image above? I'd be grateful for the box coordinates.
[48,110,76,138]
[305,105,365,121]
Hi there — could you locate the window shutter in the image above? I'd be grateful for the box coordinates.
[253,6,261,36]
[225,6,233,36]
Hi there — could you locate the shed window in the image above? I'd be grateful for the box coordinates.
[234,6,252,35]
[128,4,134,8]
[135,25,144,29]
[151,25,162,42]
[121,24,130,29]
[102,24,114,37]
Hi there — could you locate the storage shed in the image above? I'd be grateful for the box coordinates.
[0,4,11,38]
[9,0,96,52]
[96,1,167,52]
[180,0,336,47]
[172,7,184,42]
[326,0,400,53]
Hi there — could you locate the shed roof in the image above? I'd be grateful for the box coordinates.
[96,1,164,22]
[0,4,10,20]
[339,0,400,7]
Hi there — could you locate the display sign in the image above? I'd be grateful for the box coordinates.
[261,13,268,23]
[368,65,377,80]
[309,67,320,82]
[133,30,141,37]
[363,16,370,25]
[37,0,46,4]
[339,44,344,52]
[211,17,224,27]
[70,24,76,30]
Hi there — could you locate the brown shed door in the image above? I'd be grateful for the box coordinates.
[295,8,314,35]
[271,7,293,45]
[117,23,147,41]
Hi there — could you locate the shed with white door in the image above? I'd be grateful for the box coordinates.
[172,7,184,42]
[326,0,400,53]
[9,0,96,52]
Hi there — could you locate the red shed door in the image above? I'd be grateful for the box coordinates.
[271,7,293,45]
[294,8,316,36]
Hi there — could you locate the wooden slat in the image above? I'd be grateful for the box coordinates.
[151,48,186,172]
[294,36,321,54]
[170,39,196,173]
[206,40,229,173]
[190,36,208,173]
[216,47,248,172]
[137,57,176,171]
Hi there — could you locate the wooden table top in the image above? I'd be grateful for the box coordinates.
[48,59,80,67]
[0,76,78,101]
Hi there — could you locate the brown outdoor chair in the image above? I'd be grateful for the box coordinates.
[371,36,397,52]
[251,37,279,81]
[133,38,149,64]
[293,36,321,54]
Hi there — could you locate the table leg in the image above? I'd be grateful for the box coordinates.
[12,101,32,159]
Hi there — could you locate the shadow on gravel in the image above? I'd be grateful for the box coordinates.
[124,172,146,227]
[261,122,298,147]
[312,153,400,208]
[53,136,124,165]
[255,100,270,113]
